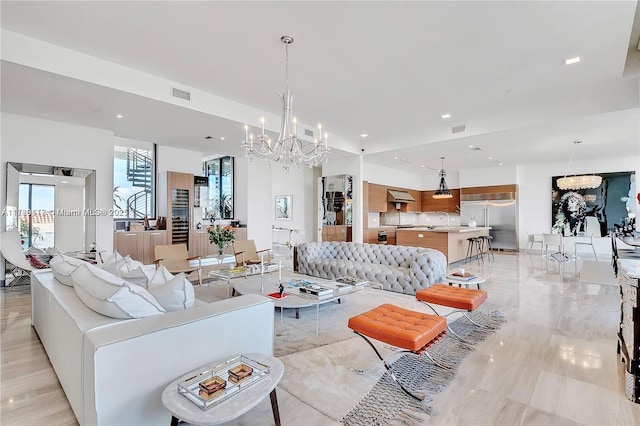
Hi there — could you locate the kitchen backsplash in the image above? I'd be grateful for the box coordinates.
[373,212,461,227]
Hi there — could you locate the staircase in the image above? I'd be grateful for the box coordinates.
[126,148,153,218]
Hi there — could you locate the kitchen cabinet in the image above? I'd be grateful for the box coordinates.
[113,230,168,264]
[190,227,248,258]
[368,183,388,212]
[403,189,422,212]
[114,231,144,262]
[420,188,460,213]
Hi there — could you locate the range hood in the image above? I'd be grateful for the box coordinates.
[387,189,415,203]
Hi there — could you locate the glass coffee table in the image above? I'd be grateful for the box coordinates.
[233,276,380,335]
[444,274,486,290]
[208,263,281,297]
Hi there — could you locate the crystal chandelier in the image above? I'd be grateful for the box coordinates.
[241,36,329,170]
[433,157,453,199]
[556,141,602,190]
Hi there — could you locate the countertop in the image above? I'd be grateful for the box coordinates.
[395,226,491,233]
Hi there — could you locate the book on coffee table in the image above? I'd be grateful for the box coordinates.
[298,285,333,297]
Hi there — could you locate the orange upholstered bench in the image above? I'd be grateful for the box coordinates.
[416,284,487,311]
[347,304,449,401]
[415,284,489,342]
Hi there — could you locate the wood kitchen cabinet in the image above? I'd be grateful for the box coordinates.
[403,189,422,212]
[420,188,460,213]
[113,230,168,264]
[190,227,248,258]
[368,183,388,212]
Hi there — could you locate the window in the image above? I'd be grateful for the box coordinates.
[113,142,156,219]
[19,183,55,249]
[203,156,234,219]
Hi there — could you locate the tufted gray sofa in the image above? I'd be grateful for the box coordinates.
[295,241,447,295]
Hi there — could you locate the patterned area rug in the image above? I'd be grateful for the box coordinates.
[341,310,506,426]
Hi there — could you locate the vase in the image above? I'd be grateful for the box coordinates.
[218,244,225,256]
[468,219,477,228]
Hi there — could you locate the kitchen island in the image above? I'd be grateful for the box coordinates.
[396,226,490,264]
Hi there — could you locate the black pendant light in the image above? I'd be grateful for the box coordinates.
[433,157,453,199]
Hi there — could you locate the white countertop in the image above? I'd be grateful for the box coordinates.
[395,226,491,233]
[619,259,640,279]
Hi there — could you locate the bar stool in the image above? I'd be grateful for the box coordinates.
[479,235,494,261]
[465,237,484,264]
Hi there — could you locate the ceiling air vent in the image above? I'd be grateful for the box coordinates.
[452,125,466,134]
[171,87,191,101]
[304,129,314,137]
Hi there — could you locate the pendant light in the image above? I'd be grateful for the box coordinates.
[433,157,453,199]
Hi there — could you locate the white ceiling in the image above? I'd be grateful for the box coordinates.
[1,1,639,172]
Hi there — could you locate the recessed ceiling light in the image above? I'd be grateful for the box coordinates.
[394,157,398,160]
[421,165,425,168]
[468,145,473,148]
[360,133,368,138]
[441,114,451,119]
[220,137,225,140]
[488,157,493,160]
[564,56,581,65]
[116,114,123,118]
[499,162,503,166]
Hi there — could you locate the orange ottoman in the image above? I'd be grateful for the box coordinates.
[416,284,487,312]
[348,304,447,352]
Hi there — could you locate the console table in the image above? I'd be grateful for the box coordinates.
[618,259,640,403]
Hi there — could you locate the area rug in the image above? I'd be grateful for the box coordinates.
[578,260,617,286]
[341,310,506,425]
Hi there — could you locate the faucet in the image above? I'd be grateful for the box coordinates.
[436,211,450,227]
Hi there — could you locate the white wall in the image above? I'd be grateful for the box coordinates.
[459,165,517,187]
[1,113,115,255]
[363,162,423,190]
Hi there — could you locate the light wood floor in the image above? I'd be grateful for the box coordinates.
[2,252,640,425]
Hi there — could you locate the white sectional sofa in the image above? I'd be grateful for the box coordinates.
[296,241,447,295]
[31,269,275,426]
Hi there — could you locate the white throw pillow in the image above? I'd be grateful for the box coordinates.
[71,263,165,319]
[102,251,124,269]
[49,254,86,286]
[146,265,195,311]
[102,255,148,286]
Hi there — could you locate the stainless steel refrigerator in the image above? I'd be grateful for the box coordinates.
[460,197,517,251]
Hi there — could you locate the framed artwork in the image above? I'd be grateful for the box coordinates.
[551,171,635,236]
[275,195,292,220]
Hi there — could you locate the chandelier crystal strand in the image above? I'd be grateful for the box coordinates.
[241,36,329,171]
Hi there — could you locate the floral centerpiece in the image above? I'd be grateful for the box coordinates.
[207,224,236,255]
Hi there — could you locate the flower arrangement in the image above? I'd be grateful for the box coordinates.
[552,218,566,233]
[207,224,236,255]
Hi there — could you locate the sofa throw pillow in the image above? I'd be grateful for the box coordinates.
[71,263,165,319]
[49,254,87,286]
[102,251,124,269]
[146,265,195,311]
[102,255,148,286]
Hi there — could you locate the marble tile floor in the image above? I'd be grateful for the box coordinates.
[2,252,640,425]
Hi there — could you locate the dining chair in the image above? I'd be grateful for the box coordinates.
[525,233,544,254]
[542,233,566,262]
[154,244,202,286]
[574,233,598,261]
